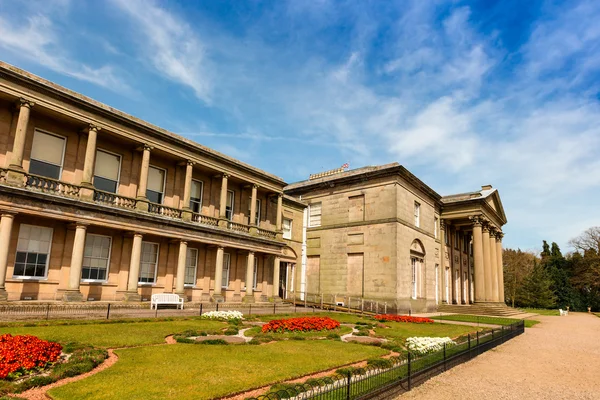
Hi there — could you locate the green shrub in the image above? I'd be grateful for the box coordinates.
[223,327,239,336]
[51,360,95,380]
[289,335,306,341]
[199,339,228,345]
[14,376,56,393]
[0,380,15,396]
[326,333,341,340]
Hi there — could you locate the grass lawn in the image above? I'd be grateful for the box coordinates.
[519,308,560,316]
[244,325,353,339]
[431,314,540,328]
[374,321,480,341]
[0,319,226,348]
[48,341,388,400]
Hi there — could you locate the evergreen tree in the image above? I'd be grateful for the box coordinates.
[518,260,557,308]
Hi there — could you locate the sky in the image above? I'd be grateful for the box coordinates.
[1,0,599,252]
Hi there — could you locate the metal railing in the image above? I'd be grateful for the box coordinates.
[192,212,219,227]
[248,320,525,400]
[148,203,182,219]
[284,291,390,315]
[93,189,137,209]
[25,173,80,197]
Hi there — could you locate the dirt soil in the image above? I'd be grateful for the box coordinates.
[397,313,600,400]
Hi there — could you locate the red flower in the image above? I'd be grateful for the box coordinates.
[0,334,62,379]
[262,317,341,333]
[374,314,434,324]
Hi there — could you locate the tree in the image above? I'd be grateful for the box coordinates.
[503,249,536,307]
[568,227,600,253]
[518,260,557,309]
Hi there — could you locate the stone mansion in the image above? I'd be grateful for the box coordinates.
[0,62,507,312]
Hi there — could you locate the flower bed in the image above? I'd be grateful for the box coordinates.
[374,315,434,324]
[262,317,340,333]
[200,310,244,321]
[0,334,62,379]
[406,336,455,355]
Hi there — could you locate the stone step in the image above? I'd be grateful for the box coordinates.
[437,304,525,318]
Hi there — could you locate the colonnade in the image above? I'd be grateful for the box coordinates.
[471,215,504,303]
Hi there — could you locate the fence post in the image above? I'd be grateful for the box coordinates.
[346,373,351,400]
[155,305,158,318]
[407,352,412,390]
[443,343,447,371]
[384,302,387,314]
[199,303,203,316]
[375,301,379,314]
[334,294,337,312]
[249,304,252,317]
[361,298,364,315]
[468,333,471,358]
[46,303,50,320]
[320,293,324,310]
[273,302,276,314]
[106,303,111,320]
[491,329,494,340]
[304,293,307,309]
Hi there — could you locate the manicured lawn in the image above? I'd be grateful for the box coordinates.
[374,321,480,341]
[48,341,388,400]
[431,314,540,328]
[519,308,560,316]
[0,319,226,348]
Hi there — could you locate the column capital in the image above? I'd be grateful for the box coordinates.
[469,215,483,226]
[67,222,89,230]
[88,123,101,133]
[440,219,446,230]
[17,98,35,109]
[222,172,230,179]
[495,231,504,240]
[488,226,497,236]
[0,211,17,219]
[186,160,195,167]
[179,240,188,246]
[247,250,255,256]
[137,144,154,152]
[482,223,490,233]
[132,232,144,239]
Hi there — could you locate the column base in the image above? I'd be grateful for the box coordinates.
[249,226,258,236]
[242,294,255,303]
[232,293,242,302]
[5,169,25,187]
[135,199,149,212]
[79,185,95,201]
[0,288,8,301]
[123,292,142,302]
[174,291,187,301]
[211,294,225,303]
[259,294,268,302]
[62,290,84,302]
[200,292,211,302]
[181,209,192,222]
[269,296,282,303]
[218,218,228,228]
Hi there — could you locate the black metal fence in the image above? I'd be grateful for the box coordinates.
[247,320,525,400]
[0,301,310,321]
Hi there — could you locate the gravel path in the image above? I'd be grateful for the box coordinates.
[397,313,600,400]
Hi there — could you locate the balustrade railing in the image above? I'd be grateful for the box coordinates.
[148,203,183,219]
[256,227,277,239]
[93,190,137,209]
[24,173,80,197]
[228,221,251,234]
[192,212,219,227]
[0,168,7,183]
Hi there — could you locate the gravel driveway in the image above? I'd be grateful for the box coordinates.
[397,313,600,400]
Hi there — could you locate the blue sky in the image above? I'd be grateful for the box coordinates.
[1,0,599,252]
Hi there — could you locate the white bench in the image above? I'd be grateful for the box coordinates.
[559,308,568,316]
[151,293,184,310]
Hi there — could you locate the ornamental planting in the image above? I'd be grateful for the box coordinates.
[200,310,244,321]
[406,336,456,355]
[374,314,434,324]
[0,334,62,379]
[262,317,340,333]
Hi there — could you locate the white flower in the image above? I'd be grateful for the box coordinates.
[200,310,244,320]
[406,336,456,355]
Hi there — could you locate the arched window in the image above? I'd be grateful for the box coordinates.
[410,239,426,299]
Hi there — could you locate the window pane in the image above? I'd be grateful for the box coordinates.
[29,160,61,180]
[31,131,65,166]
[93,176,118,193]
[191,180,202,201]
[146,190,162,204]
[147,167,165,192]
[94,150,120,181]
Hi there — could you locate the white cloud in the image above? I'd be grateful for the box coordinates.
[110,0,212,104]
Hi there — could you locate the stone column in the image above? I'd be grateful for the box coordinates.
[482,222,493,302]
[6,99,34,185]
[439,220,447,303]
[489,227,499,302]
[218,174,229,227]
[135,145,152,211]
[243,251,255,303]
[213,246,225,302]
[64,223,87,302]
[470,216,485,302]
[0,212,16,300]
[79,125,101,201]
[125,233,143,301]
[174,240,188,297]
[275,193,283,239]
[496,233,505,303]
[271,256,281,301]
[249,184,258,226]
[181,161,194,221]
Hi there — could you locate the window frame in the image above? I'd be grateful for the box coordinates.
[13,224,54,280]
[455,231,460,250]
[81,233,112,282]
[434,217,438,239]
[138,241,160,285]
[222,252,231,288]
[411,257,418,299]
[226,190,235,221]
[247,198,261,226]
[93,148,122,194]
[253,257,258,289]
[146,165,167,205]
[282,218,293,239]
[29,129,67,180]
[184,247,198,287]
[189,179,204,213]
[309,202,322,227]
[414,201,420,228]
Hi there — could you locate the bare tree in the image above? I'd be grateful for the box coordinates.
[503,249,537,308]
[568,227,600,253]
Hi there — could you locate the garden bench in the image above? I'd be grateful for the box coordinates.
[559,308,568,316]
[151,293,184,310]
